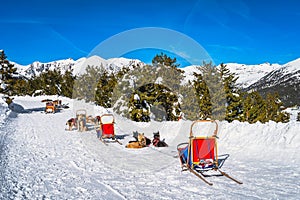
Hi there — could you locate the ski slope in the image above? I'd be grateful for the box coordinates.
[0,96,299,199]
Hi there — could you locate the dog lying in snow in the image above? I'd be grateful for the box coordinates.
[132,131,151,146]
[152,131,168,147]
[126,133,147,148]
[66,118,77,131]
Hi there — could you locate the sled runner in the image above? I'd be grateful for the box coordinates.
[97,114,122,145]
[177,120,242,186]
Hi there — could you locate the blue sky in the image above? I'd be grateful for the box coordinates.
[1,0,300,66]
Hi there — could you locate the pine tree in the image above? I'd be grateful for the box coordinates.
[243,91,267,123]
[73,65,103,102]
[193,72,212,119]
[265,92,289,123]
[12,79,31,95]
[128,92,150,122]
[95,70,117,108]
[114,54,183,122]
[61,69,75,98]
[199,62,226,120]
[218,63,243,122]
[36,69,63,95]
[0,50,18,96]
[112,64,156,118]
[152,52,180,68]
[178,81,199,120]
[128,83,181,122]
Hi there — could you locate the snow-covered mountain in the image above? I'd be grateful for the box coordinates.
[11,56,300,105]
[224,62,282,88]
[246,58,300,106]
[181,60,299,106]
[13,58,77,78]
[12,56,145,78]
[11,55,294,87]
[72,56,145,75]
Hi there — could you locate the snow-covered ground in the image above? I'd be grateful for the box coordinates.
[0,96,299,199]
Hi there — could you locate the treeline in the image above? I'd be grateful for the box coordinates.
[192,62,290,123]
[0,50,75,97]
[0,50,292,123]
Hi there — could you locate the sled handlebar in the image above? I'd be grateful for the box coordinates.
[189,120,218,137]
[76,109,87,116]
[100,113,115,124]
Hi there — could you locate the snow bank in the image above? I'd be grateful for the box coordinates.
[217,121,300,162]
[0,95,10,124]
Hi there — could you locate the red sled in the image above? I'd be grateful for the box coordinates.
[177,120,242,186]
[97,114,122,145]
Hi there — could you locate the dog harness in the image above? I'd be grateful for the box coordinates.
[152,138,160,147]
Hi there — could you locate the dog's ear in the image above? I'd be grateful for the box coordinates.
[153,131,160,137]
[133,131,138,138]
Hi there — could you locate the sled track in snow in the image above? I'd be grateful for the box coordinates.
[0,118,17,199]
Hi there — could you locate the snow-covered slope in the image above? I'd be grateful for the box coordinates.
[0,96,299,199]
[247,58,300,106]
[180,62,282,88]
[224,62,282,88]
[248,58,300,89]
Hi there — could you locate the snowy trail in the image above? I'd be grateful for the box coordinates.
[1,109,129,199]
[0,96,299,199]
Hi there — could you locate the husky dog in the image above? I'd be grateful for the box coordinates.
[77,114,88,132]
[126,133,147,148]
[132,131,151,146]
[152,131,168,147]
[86,115,98,125]
[66,118,77,131]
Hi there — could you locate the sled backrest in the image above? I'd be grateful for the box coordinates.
[188,120,218,167]
[191,137,217,165]
[76,109,87,119]
[101,124,114,135]
[46,102,54,106]
[46,102,55,110]
[100,114,115,137]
